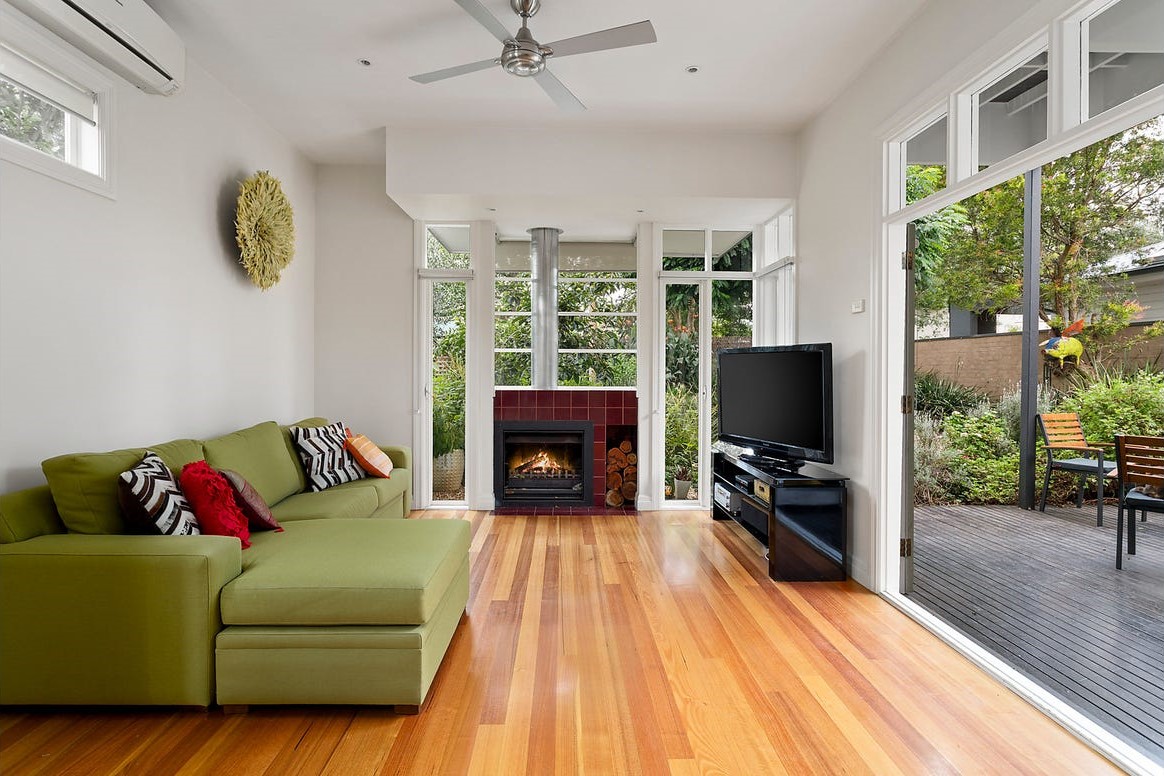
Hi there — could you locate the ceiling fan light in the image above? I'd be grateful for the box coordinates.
[501,42,546,76]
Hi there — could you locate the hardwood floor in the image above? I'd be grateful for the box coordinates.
[0,510,1117,775]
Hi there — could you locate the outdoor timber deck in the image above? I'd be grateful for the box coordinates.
[909,503,1164,764]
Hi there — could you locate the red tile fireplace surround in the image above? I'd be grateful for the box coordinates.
[494,390,638,507]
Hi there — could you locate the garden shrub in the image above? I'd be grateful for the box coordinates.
[995,382,1053,443]
[664,385,699,483]
[915,371,987,419]
[913,414,961,505]
[1056,368,1164,445]
[432,358,466,459]
[942,410,1019,503]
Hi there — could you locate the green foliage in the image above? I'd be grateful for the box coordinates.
[913,413,961,505]
[906,166,968,305]
[664,385,699,485]
[928,173,1026,317]
[924,117,1164,335]
[0,80,64,157]
[942,410,1019,503]
[1073,301,1164,372]
[425,232,470,269]
[665,298,699,389]
[1057,368,1164,445]
[995,382,1053,442]
[432,357,465,459]
[914,371,987,419]
[914,369,1164,506]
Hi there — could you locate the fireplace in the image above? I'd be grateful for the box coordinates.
[495,421,593,507]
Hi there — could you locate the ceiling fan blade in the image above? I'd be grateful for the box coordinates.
[453,0,513,44]
[543,20,656,59]
[534,69,585,112]
[410,57,498,84]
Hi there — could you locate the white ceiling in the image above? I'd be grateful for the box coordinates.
[148,0,928,164]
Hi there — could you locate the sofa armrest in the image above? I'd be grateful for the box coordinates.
[0,534,241,707]
[379,444,412,472]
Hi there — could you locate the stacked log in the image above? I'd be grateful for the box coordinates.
[605,440,638,507]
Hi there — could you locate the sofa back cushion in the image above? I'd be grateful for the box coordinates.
[41,439,204,535]
[0,486,65,543]
[204,422,302,506]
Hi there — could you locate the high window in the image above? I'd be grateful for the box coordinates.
[0,10,111,194]
[1084,0,1164,118]
[494,240,637,388]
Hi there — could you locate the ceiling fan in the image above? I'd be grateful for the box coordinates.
[410,0,657,112]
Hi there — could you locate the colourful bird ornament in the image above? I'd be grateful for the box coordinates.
[1040,318,1085,366]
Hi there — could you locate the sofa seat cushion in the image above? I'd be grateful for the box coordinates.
[348,476,409,512]
[220,518,471,626]
[203,422,302,507]
[269,482,379,522]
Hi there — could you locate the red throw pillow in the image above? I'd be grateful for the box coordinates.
[179,461,251,548]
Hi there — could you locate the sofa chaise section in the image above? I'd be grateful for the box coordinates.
[215,518,471,710]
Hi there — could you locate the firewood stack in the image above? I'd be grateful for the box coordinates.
[605,440,637,507]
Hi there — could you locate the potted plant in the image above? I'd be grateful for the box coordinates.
[671,449,695,500]
[432,359,466,492]
[672,465,692,500]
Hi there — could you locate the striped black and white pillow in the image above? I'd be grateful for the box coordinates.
[290,422,366,492]
[118,452,201,535]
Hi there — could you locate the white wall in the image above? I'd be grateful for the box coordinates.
[313,165,414,447]
[795,0,1078,587]
[0,59,316,490]
[386,127,797,201]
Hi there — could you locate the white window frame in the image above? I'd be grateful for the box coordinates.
[875,3,1164,771]
[414,221,496,511]
[654,225,758,510]
[556,272,637,388]
[1073,0,1164,123]
[966,34,1051,176]
[0,3,115,198]
[493,270,534,388]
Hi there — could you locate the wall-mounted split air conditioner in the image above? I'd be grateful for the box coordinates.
[7,0,185,95]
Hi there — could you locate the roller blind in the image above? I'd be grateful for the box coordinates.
[0,43,96,125]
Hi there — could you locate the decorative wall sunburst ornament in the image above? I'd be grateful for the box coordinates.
[235,170,295,290]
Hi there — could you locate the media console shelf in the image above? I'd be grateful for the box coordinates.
[712,450,848,581]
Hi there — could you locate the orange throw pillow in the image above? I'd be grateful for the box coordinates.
[345,429,394,478]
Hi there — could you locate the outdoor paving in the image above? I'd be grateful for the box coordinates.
[908,502,1164,764]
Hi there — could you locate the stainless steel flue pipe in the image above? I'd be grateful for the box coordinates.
[529,227,561,389]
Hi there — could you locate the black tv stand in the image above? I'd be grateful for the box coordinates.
[712,450,847,581]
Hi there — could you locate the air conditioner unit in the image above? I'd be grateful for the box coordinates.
[7,0,185,95]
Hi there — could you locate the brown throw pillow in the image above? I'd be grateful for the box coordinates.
[219,469,283,532]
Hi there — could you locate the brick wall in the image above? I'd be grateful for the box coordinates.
[915,322,1163,398]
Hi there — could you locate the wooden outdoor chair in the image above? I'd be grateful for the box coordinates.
[1115,435,1164,569]
[1036,413,1117,526]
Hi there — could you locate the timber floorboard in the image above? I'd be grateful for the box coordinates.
[0,509,1118,775]
[908,503,1164,765]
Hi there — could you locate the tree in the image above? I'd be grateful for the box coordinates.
[925,117,1164,337]
[0,80,65,157]
[907,165,967,304]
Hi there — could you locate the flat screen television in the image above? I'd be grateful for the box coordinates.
[717,344,833,471]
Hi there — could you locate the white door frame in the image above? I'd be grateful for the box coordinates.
[413,220,496,510]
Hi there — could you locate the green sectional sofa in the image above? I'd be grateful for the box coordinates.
[0,418,470,713]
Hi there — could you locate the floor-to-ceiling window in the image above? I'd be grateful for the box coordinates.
[658,229,756,506]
